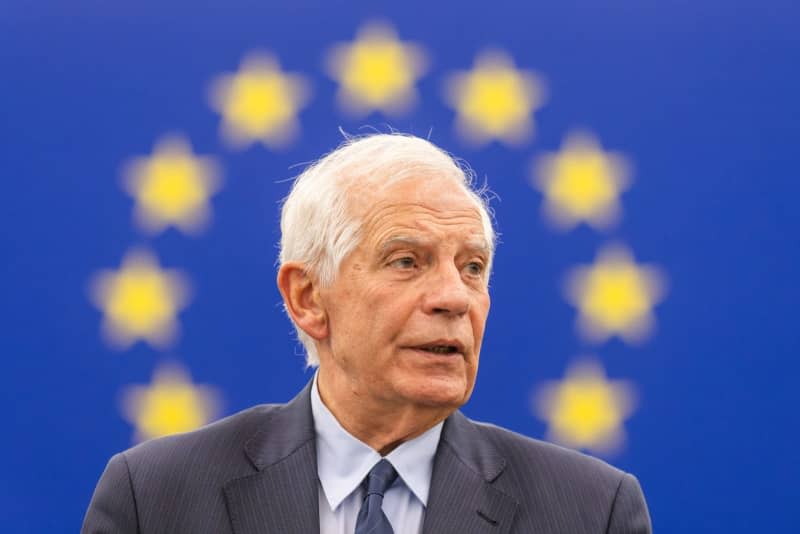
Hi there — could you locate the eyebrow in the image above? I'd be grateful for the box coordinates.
[379,236,422,253]
[378,236,491,256]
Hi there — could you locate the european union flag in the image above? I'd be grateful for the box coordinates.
[1,2,798,532]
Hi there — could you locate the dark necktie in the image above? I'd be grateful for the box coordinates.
[354,459,398,534]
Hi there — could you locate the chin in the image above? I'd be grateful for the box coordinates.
[399,373,471,408]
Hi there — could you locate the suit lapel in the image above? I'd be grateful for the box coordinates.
[423,411,519,534]
[221,382,519,533]
[224,381,321,534]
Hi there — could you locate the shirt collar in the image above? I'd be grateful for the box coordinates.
[311,372,443,512]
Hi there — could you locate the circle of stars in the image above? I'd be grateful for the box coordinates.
[85,19,668,451]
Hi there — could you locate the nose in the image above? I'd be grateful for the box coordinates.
[422,262,470,317]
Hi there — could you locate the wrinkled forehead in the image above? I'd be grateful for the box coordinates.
[351,173,489,246]
[336,161,495,260]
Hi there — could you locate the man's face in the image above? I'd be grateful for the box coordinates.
[317,174,491,411]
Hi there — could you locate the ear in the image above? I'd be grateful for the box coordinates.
[277,261,329,341]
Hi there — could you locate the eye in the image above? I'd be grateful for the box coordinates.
[389,256,417,269]
[464,261,485,277]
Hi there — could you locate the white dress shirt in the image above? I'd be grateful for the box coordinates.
[311,374,443,534]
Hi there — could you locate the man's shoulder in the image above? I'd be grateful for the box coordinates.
[468,417,627,491]
[121,403,281,477]
[84,404,293,533]
[452,417,651,532]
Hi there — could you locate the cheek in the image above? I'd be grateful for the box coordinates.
[333,289,403,355]
[472,295,491,340]
[368,284,415,329]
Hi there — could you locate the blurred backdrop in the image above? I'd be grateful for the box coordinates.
[1,1,798,532]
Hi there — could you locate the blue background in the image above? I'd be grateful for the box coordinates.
[1,1,798,531]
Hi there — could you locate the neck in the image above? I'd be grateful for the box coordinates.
[316,367,450,455]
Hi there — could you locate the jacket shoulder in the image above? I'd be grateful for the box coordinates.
[122,403,280,478]
[84,404,286,534]
[469,420,650,532]
[472,419,627,496]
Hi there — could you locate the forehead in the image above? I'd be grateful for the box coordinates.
[353,175,488,248]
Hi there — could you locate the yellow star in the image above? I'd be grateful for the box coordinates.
[326,21,427,116]
[122,135,221,235]
[444,50,545,146]
[565,244,666,344]
[534,359,636,454]
[209,52,310,149]
[121,362,221,442]
[89,249,191,350]
[533,132,630,230]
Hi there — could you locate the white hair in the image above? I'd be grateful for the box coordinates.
[279,133,496,367]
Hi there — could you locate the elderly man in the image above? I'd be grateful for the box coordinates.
[83,134,652,533]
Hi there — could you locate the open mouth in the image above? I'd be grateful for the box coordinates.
[412,343,463,355]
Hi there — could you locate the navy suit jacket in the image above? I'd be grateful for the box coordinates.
[82,380,652,533]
